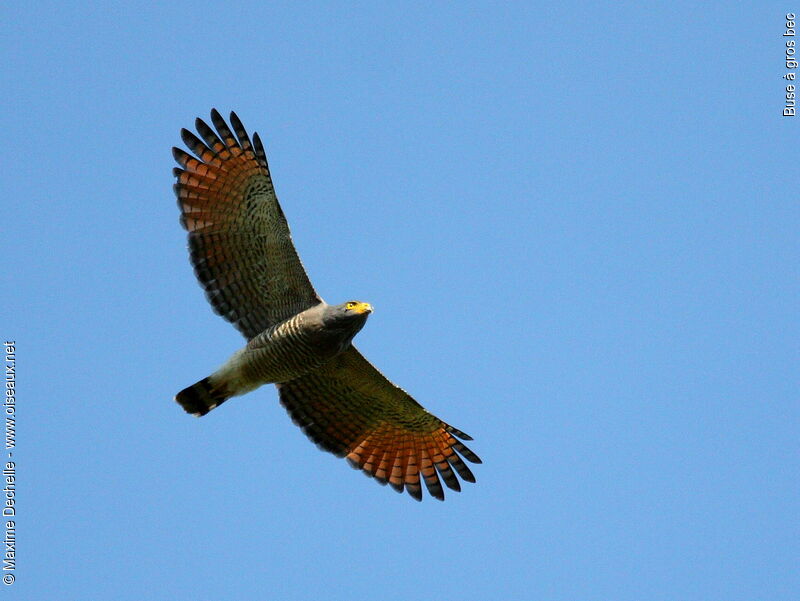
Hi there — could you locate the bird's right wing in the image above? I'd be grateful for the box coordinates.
[173,110,321,339]
[277,347,481,501]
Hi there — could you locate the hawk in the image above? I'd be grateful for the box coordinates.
[172,110,481,501]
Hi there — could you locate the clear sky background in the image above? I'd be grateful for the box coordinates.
[2,2,797,600]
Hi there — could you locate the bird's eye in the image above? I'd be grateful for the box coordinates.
[346,301,357,309]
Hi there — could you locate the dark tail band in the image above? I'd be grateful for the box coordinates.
[175,377,230,416]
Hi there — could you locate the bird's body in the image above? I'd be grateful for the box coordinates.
[177,301,372,414]
[173,110,480,500]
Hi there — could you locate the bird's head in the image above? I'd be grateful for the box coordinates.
[322,300,372,330]
[318,301,373,350]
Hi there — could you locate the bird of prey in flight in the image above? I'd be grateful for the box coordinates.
[172,110,481,501]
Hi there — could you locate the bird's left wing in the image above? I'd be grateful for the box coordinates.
[173,110,321,339]
[277,347,481,501]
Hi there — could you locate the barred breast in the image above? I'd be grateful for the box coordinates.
[239,312,335,384]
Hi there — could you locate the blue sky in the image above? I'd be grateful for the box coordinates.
[3,2,797,600]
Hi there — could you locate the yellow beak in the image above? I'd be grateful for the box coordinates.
[351,302,373,315]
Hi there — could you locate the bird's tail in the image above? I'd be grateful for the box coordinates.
[175,377,231,417]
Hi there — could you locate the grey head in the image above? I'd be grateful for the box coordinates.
[322,300,373,330]
[305,300,373,355]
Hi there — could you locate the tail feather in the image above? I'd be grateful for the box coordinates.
[175,377,231,416]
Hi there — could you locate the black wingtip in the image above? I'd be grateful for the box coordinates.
[447,425,474,441]
[180,127,194,144]
[229,111,253,150]
[460,471,477,484]
[448,454,476,483]
[452,440,481,464]
[252,132,268,167]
